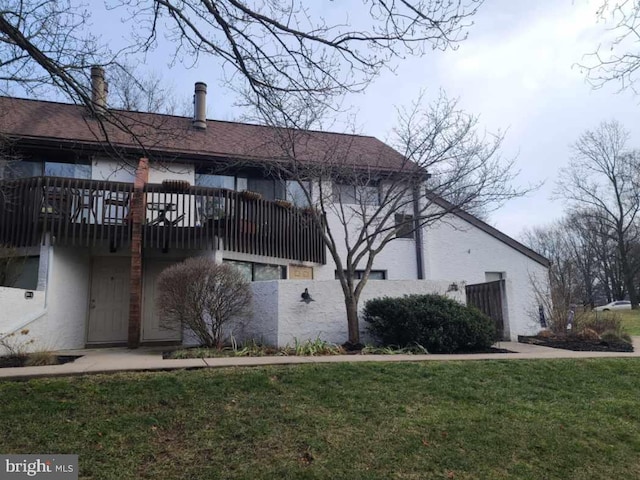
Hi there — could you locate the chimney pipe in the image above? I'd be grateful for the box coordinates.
[193,82,207,130]
[91,66,106,114]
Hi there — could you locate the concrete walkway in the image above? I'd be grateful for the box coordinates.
[1,338,640,380]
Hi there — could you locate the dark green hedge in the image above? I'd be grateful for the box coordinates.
[363,294,497,353]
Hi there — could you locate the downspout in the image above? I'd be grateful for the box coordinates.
[412,185,425,280]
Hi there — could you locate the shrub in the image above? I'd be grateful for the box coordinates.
[600,329,632,345]
[157,258,252,348]
[576,312,626,336]
[363,294,497,353]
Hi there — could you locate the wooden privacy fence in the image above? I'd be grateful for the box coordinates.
[465,280,505,340]
[0,176,326,264]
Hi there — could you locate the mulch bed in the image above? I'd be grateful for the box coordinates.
[519,335,634,352]
[0,355,82,369]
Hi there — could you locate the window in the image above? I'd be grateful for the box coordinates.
[247,178,285,201]
[224,260,286,281]
[395,213,414,239]
[44,161,91,179]
[1,160,43,179]
[195,174,235,190]
[286,180,311,207]
[332,183,379,205]
[335,270,386,280]
[1,256,39,290]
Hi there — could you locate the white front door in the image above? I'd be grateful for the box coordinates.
[142,261,182,343]
[87,257,130,344]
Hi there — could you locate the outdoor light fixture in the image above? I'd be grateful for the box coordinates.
[24,291,34,299]
[300,288,315,304]
[447,282,458,292]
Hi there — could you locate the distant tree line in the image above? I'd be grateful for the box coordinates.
[524,120,640,310]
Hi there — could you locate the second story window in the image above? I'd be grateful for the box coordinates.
[247,177,285,201]
[395,213,415,239]
[332,183,379,206]
[286,180,311,207]
[1,160,42,179]
[195,174,235,190]
[44,161,91,179]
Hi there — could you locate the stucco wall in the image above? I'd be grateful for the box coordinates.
[313,213,418,280]
[425,215,549,339]
[0,287,46,353]
[31,246,91,350]
[235,279,464,347]
[0,246,90,352]
[147,163,195,185]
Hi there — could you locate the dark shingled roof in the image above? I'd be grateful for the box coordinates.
[0,95,549,267]
[0,96,408,171]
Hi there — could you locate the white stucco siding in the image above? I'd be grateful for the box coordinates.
[92,158,136,182]
[0,287,46,353]
[313,209,419,280]
[234,279,464,347]
[92,159,195,185]
[147,163,195,185]
[425,214,549,339]
[39,246,91,349]
[0,246,91,352]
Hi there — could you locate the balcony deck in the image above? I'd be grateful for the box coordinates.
[0,176,326,264]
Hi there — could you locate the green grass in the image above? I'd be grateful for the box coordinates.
[617,310,640,335]
[3,360,640,479]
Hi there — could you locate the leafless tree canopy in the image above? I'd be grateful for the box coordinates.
[556,120,640,308]
[1,0,484,108]
[581,0,640,93]
[118,0,483,101]
[0,0,112,102]
[244,90,530,344]
[156,258,252,348]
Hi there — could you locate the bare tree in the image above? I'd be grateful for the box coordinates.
[557,120,640,308]
[581,1,640,93]
[108,63,184,115]
[156,258,252,348]
[0,1,115,104]
[523,222,580,326]
[1,1,485,109]
[243,91,530,346]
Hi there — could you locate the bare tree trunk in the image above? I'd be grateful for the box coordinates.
[345,295,360,346]
[619,236,639,308]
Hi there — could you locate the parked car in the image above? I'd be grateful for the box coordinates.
[593,300,632,312]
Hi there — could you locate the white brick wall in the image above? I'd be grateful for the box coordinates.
[231,279,465,347]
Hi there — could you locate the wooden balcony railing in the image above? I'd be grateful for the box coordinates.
[0,176,326,264]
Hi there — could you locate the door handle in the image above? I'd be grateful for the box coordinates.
[90,299,96,309]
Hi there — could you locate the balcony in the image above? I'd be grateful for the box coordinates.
[0,176,326,264]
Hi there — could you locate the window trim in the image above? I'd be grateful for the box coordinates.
[334,269,387,280]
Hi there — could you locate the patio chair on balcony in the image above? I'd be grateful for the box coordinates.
[41,186,72,220]
[70,188,98,223]
[147,202,185,227]
[103,191,131,225]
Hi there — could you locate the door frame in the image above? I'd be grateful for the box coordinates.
[85,255,130,347]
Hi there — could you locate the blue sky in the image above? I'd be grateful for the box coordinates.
[91,0,640,239]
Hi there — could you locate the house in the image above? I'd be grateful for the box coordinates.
[0,71,550,351]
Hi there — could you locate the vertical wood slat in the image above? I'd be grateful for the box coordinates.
[465,280,504,339]
[0,177,326,263]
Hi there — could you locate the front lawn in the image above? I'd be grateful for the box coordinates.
[2,360,640,479]
[617,309,640,335]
